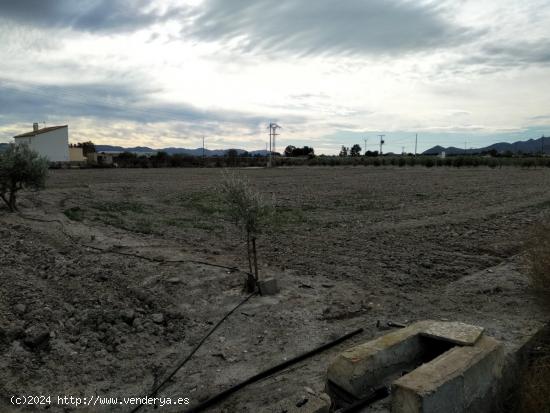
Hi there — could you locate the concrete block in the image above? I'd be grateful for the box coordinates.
[326,321,433,399]
[259,278,279,295]
[420,321,484,346]
[392,335,504,413]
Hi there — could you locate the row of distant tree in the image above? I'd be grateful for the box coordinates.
[338,145,380,157]
[283,145,315,157]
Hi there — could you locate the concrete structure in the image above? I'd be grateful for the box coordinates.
[13,124,69,162]
[87,152,114,165]
[69,145,86,162]
[326,321,504,413]
[392,335,503,413]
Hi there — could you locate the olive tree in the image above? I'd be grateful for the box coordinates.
[219,170,272,292]
[0,144,49,212]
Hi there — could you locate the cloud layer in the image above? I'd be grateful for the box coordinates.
[0,0,186,33]
[0,0,549,153]
[186,0,473,56]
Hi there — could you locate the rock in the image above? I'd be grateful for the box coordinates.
[8,325,26,341]
[151,313,164,324]
[304,387,316,395]
[120,309,135,324]
[23,325,51,349]
[14,303,27,315]
[167,277,182,284]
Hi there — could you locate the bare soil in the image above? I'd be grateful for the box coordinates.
[1,166,549,412]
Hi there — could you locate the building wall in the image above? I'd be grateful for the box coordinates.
[14,127,69,162]
[69,146,86,162]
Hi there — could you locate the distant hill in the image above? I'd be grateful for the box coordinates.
[94,145,270,157]
[423,137,550,155]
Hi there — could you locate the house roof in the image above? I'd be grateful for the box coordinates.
[14,125,68,139]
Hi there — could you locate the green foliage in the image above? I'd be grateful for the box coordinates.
[180,192,226,215]
[219,170,274,291]
[339,146,349,157]
[219,170,271,236]
[350,144,362,157]
[91,201,146,214]
[0,144,49,211]
[64,206,85,221]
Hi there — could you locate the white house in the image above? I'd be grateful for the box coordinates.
[13,123,70,162]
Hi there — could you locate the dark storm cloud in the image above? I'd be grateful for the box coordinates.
[185,0,475,56]
[0,0,186,33]
[0,79,269,128]
[474,41,550,67]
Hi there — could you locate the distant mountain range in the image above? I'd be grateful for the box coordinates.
[95,145,270,157]
[423,137,550,155]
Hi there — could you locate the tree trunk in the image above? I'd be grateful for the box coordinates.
[0,193,11,212]
[252,236,259,282]
[243,232,256,293]
[8,188,17,212]
[8,179,17,212]
[246,232,253,274]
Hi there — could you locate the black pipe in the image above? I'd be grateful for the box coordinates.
[130,292,256,413]
[335,386,390,413]
[185,328,364,413]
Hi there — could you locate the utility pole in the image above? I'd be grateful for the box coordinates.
[378,134,385,155]
[268,122,281,167]
[415,133,418,156]
[402,146,405,155]
[364,137,368,155]
[202,136,205,166]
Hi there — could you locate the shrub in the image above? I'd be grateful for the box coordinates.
[0,144,48,212]
[526,220,550,300]
[219,170,273,292]
[515,354,550,413]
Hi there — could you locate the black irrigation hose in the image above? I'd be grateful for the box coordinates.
[334,386,390,413]
[130,292,257,413]
[184,327,364,413]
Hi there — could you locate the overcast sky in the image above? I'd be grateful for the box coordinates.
[1,0,549,154]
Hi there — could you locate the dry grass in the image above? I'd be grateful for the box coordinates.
[521,221,550,412]
[517,357,550,413]
[526,219,550,301]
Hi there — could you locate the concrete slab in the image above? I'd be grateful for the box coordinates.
[420,321,484,346]
[326,321,433,399]
[392,335,503,413]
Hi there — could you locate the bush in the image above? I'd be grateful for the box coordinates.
[526,220,550,300]
[0,144,49,212]
[219,170,273,292]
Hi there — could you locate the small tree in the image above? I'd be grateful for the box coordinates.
[339,146,349,157]
[350,144,362,157]
[78,141,96,156]
[0,144,49,212]
[219,170,272,292]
